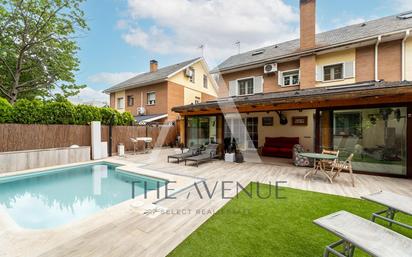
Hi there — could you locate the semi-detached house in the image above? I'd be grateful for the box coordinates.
[173,0,412,178]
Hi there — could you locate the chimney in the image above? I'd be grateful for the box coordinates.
[150,60,158,72]
[300,0,316,50]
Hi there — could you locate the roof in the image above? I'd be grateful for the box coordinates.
[172,81,412,113]
[214,11,412,73]
[104,57,201,93]
[134,114,168,125]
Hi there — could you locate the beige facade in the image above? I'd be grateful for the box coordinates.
[107,58,218,121]
[315,49,356,87]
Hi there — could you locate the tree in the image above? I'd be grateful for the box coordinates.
[0,0,88,103]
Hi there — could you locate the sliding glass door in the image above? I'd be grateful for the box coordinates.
[224,117,258,150]
[320,107,407,175]
[186,116,217,147]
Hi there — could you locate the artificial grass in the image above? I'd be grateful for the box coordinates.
[168,183,412,257]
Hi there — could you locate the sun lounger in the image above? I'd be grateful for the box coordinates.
[184,144,219,167]
[361,191,412,230]
[314,211,412,257]
[167,145,201,164]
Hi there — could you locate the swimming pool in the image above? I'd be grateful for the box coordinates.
[0,162,166,229]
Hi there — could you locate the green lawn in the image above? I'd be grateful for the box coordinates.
[168,184,412,257]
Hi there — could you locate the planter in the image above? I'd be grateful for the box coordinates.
[224,153,236,162]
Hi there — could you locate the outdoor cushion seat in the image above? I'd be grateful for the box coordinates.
[261,137,299,158]
[292,144,313,167]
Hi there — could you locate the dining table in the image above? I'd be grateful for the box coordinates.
[299,152,338,183]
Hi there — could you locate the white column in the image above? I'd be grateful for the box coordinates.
[91,121,102,160]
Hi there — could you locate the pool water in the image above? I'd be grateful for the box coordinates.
[0,162,166,229]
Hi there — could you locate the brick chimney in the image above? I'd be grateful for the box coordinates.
[299,0,316,89]
[300,0,316,50]
[150,60,158,72]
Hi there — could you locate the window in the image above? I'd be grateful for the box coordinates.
[282,70,299,86]
[127,95,134,106]
[238,78,254,95]
[189,67,195,83]
[323,64,343,81]
[117,97,124,109]
[195,96,200,104]
[147,92,156,105]
[203,75,208,89]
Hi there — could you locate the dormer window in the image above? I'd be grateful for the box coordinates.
[398,12,412,19]
[252,50,264,56]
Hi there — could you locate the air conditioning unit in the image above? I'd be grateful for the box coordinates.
[264,63,278,74]
[137,106,146,115]
[185,68,194,77]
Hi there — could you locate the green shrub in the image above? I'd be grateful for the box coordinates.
[5,98,133,126]
[0,97,12,123]
[12,99,44,124]
[75,104,102,125]
[121,111,135,126]
[42,101,76,124]
[100,107,119,125]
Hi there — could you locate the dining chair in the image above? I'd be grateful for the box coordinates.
[331,153,355,187]
[130,138,138,155]
[315,149,339,174]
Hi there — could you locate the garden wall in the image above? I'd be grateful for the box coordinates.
[0,124,178,153]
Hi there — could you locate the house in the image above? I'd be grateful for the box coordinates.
[104,57,217,124]
[172,0,412,178]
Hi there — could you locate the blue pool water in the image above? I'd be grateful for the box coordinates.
[0,162,166,229]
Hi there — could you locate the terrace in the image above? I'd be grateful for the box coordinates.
[2,148,411,257]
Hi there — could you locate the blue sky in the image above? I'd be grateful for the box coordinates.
[73,0,412,102]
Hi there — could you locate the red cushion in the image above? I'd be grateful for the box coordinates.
[261,137,298,158]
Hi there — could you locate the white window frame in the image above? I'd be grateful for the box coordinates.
[117,97,124,109]
[322,62,345,82]
[146,91,156,105]
[236,76,255,96]
[280,69,300,87]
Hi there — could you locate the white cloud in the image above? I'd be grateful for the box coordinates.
[395,0,412,11]
[87,72,139,85]
[120,0,299,65]
[69,87,109,105]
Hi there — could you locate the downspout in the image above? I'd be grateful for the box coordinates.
[402,30,411,81]
[375,35,382,82]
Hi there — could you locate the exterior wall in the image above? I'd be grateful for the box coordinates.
[114,91,125,113]
[378,40,402,81]
[184,87,202,105]
[405,38,412,81]
[201,92,216,102]
[167,81,185,121]
[124,82,168,116]
[110,93,115,108]
[356,45,375,82]
[316,49,356,87]
[218,60,301,97]
[0,147,90,173]
[229,109,315,152]
[168,61,217,98]
[300,55,316,89]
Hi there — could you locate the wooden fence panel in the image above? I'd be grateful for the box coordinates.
[0,124,178,153]
[0,124,90,152]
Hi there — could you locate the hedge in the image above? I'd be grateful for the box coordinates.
[0,97,135,126]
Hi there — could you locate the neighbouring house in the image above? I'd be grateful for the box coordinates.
[173,0,412,178]
[104,57,218,124]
